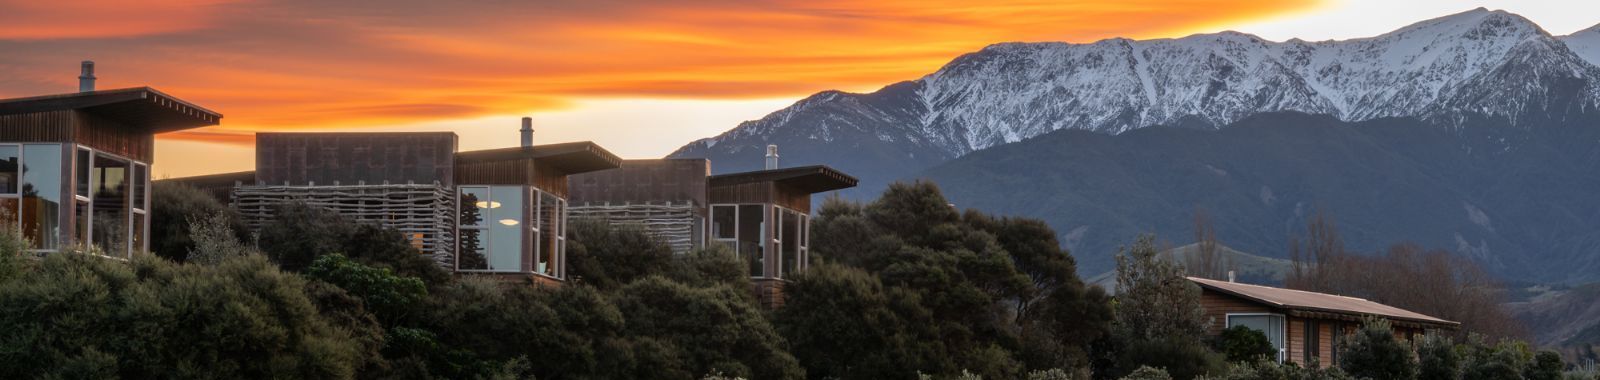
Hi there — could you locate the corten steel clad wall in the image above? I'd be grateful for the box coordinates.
[569,159,710,207]
[256,133,457,187]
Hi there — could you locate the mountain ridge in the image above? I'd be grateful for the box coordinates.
[673,8,1600,173]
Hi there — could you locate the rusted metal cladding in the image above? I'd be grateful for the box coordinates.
[569,159,709,207]
[255,133,456,186]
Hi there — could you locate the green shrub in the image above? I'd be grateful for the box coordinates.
[1416,334,1460,380]
[1336,318,1416,380]
[613,276,804,380]
[0,253,368,378]
[258,203,449,286]
[1214,325,1277,363]
[566,218,674,290]
[150,181,247,262]
[1122,366,1173,380]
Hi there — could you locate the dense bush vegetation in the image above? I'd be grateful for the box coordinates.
[1,181,1592,379]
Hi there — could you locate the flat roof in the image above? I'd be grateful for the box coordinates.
[0,87,222,133]
[708,165,858,194]
[1189,277,1459,328]
[456,141,622,174]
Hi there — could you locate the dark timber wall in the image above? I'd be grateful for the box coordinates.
[0,110,155,162]
[256,133,457,186]
[569,159,709,207]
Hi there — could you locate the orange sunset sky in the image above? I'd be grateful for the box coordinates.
[2,0,1596,178]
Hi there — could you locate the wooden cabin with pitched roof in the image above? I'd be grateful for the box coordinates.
[1190,277,1459,367]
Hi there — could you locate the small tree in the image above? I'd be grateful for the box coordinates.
[1213,325,1277,363]
[1120,366,1172,380]
[1416,334,1460,380]
[1337,318,1416,380]
[149,182,247,262]
[565,218,674,290]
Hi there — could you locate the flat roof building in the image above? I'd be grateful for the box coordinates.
[0,63,222,257]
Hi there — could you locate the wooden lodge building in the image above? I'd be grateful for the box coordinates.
[1191,276,1459,367]
[0,62,222,258]
[168,118,858,295]
[568,149,858,306]
[166,121,623,287]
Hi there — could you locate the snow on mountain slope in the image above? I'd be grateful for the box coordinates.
[672,8,1600,168]
[1563,23,1600,67]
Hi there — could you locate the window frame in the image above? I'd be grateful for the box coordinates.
[15,143,68,253]
[1225,313,1288,363]
[710,202,772,279]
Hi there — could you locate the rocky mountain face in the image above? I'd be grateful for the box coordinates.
[671,9,1600,190]
[668,9,1600,283]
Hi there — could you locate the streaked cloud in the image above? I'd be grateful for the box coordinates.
[2,0,1321,176]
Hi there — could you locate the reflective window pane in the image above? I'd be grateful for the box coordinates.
[782,209,799,277]
[0,198,16,222]
[457,228,488,270]
[0,145,17,194]
[22,144,62,250]
[131,213,146,254]
[92,154,129,257]
[74,201,89,248]
[711,205,736,239]
[75,148,90,198]
[132,164,147,210]
[738,204,764,277]
[459,187,488,227]
[537,191,560,276]
[488,186,523,272]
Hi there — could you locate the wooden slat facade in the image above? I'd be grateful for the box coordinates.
[1202,287,1436,368]
[256,133,455,186]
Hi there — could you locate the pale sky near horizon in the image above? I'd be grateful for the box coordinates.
[1,0,1595,178]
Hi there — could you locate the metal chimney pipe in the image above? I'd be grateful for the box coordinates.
[764,144,779,170]
[520,117,534,147]
[78,61,96,92]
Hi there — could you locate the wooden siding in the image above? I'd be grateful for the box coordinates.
[256,133,455,186]
[568,159,709,208]
[1200,289,1272,334]
[709,182,774,205]
[0,110,74,143]
[75,111,154,162]
[772,183,813,213]
[532,160,570,199]
[455,158,531,186]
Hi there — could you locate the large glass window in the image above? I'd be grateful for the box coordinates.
[781,208,800,277]
[0,145,17,229]
[711,205,736,240]
[737,204,765,277]
[0,145,17,195]
[487,186,523,272]
[456,186,528,273]
[535,190,564,278]
[457,187,490,270]
[1229,314,1287,362]
[21,144,62,250]
[92,153,130,258]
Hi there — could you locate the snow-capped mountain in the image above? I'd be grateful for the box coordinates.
[671,8,1600,182]
[1562,23,1600,67]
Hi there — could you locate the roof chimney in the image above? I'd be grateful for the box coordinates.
[764,144,779,170]
[1227,270,1236,283]
[78,61,96,92]
[520,117,534,147]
